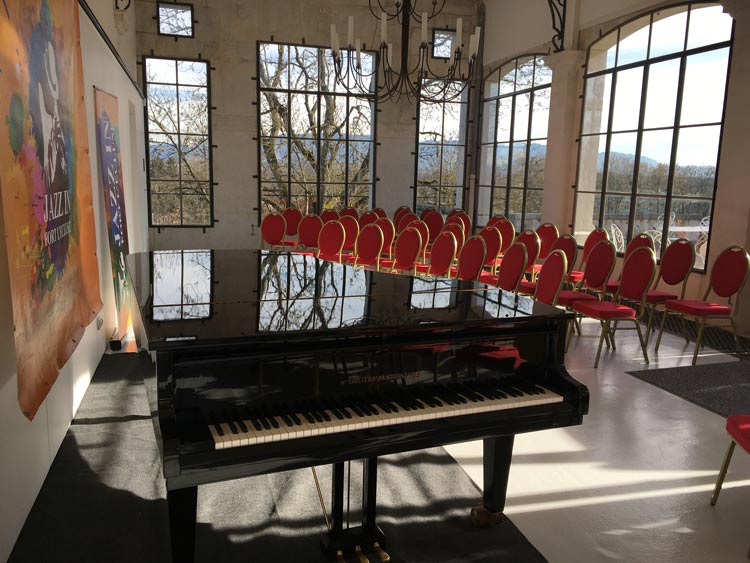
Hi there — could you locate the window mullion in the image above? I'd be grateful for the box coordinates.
[627,63,651,244]
[599,71,618,228]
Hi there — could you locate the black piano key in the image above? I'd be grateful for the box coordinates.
[281,413,294,427]
[209,413,224,436]
[226,418,239,434]
[303,412,316,424]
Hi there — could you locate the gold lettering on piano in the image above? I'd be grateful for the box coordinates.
[347,372,421,385]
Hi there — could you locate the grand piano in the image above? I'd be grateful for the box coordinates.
[127,249,589,563]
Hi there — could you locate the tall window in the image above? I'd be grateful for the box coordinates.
[573,3,733,269]
[144,57,212,227]
[258,42,376,219]
[477,55,552,229]
[415,81,468,216]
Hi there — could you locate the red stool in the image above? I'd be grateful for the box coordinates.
[711,414,750,558]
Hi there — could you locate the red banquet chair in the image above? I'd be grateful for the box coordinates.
[605,232,655,295]
[359,210,378,228]
[442,222,465,255]
[338,215,360,259]
[351,223,384,270]
[495,218,516,257]
[406,219,430,260]
[535,223,560,262]
[375,217,396,260]
[710,414,750,558]
[422,210,445,243]
[452,235,487,281]
[572,246,656,368]
[321,209,339,223]
[531,250,568,306]
[550,234,578,279]
[569,227,609,284]
[261,213,286,248]
[317,220,346,263]
[487,214,507,229]
[486,242,528,292]
[392,206,412,228]
[419,207,437,220]
[340,206,359,219]
[372,207,387,219]
[478,226,503,274]
[297,214,324,250]
[643,238,695,337]
[516,230,541,275]
[281,208,303,246]
[444,215,466,234]
[415,231,457,277]
[397,212,420,233]
[655,245,750,365]
[381,227,422,274]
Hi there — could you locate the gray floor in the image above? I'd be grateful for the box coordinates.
[447,319,750,563]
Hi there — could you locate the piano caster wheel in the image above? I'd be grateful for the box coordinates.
[470,504,508,528]
[355,545,370,563]
[336,549,346,563]
[373,542,391,562]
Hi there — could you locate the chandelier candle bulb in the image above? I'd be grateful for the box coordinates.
[387,43,393,67]
[355,38,361,67]
[348,15,354,47]
[456,18,462,51]
[381,12,387,44]
[421,12,427,45]
[469,33,477,58]
[331,24,339,55]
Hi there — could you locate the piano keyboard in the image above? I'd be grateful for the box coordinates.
[208,377,563,450]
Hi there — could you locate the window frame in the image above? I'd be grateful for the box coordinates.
[156,2,195,39]
[256,40,379,223]
[571,2,734,270]
[142,55,215,228]
[432,29,457,60]
[477,54,552,231]
[149,250,214,321]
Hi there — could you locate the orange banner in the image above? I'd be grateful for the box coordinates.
[0,0,102,420]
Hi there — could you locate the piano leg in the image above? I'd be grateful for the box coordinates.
[331,462,346,534]
[362,457,377,532]
[471,436,515,527]
[167,486,197,563]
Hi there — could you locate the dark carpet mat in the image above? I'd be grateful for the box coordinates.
[627,361,750,417]
[9,354,546,563]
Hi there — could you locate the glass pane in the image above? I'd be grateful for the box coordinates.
[482,100,497,143]
[151,194,180,225]
[182,195,211,225]
[577,135,606,193]
[617,15,650,66]
[496,98,512,142]
[669,198,712,246]
[441,145,464,186]
[419,100,443,142]
[320,95,347,139]
[180,135,210,181]
[260,137,289,181]
[483,69,499,98]
[147,84,178,133]
[606,132,637,193]
[494,143,509,187]
[588,30,618,73]
[178,86,208,134]
[349,98,373,138]
[499,62,516,95]
[259,43,290,90]
[534,56,552,86]
[479,144,493,187]
[492,188,507,218]
[158,3,192,36]
[177,61,207,86]
[530,86,550,139]
[637,129,673,195]
[475,186,491,226]
[149,133,179,180]
[611,67,643,132]
[288,46,319,91]
[151,180,180,194]
[524,190,543,230]
[680,48,729,126]
[527,141,546,189]
[349,142,372,183]
[649,7,687,58]
[515,56,535,90]
[290,183,318,215]
[573,192,602,240]
[433,30,456,59]
[417,144,441,184]
[673,125,720,197]
[289,139,317,183]
[633,196,666,241]
[290,94,318,138]
[443,102,465,142]
[152,252,183,305]
[260,92,287,137]
[643,59,680,129]
[513,93,530,141]
[602,194,631,243]
[510,142,527,187]
[146,58,176,84]
[320,142,346,183]
[507,189,524,228]
[582,74,612,135]
[686,5,733,51]
[261,182,287,215]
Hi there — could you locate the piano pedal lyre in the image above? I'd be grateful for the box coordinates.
[336,549,346,563]
[355,545,370,563]
[373,541,390,562]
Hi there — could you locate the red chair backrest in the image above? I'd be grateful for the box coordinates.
[624,232,654,258]
[317,221,346,261]
[339,215,360,251]
[535,250,568,305]
[442,222,465,253]
[407,219,430,259]
[444,215,466,233]
[282,208,303,236]
[516,230,541,272]
[340,207,359,219]
[456,236,487,281]
[321,209,339,223]
[397,212,419,233]
[261,213,286,246]
[359,210,378,228]
[453,212,471,235]
[535,223,560,261]
[372,207,387,218]
[487,215,506,229]
[393,206,412,227]
[447,208,463,219]
[392,227,422,272]
[354,224,384,267]
[618,247,656,302]
[582,228,609,262]
[428,231,457,276]
[375,217,396,258]
[298,214,324,248]
[709,245,750,298]
[496,242,528,292]
[550,234,578,274]
[583,239,616,291]
[658,238,695,291]
[422,210,445,242]
[495,219,516,255]
[479,226,502,267]
[419,207,437,220]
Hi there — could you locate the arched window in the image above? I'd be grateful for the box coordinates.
[477,55,552,230]
[573,3,733,269]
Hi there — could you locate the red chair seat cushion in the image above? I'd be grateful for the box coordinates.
[727,415,750,453]
[646,289,678,304]
[556,290,597,307]
[518,280,536,295]
[479,272,498,285]
[606,280,620,293]
[415,262,430,274]
[568,270,584,283]
[281,240,299,247]
[379,258,395,269]
[666,299,731,317]
[572,300,636,319]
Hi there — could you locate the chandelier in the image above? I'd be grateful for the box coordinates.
[330,0,481,104]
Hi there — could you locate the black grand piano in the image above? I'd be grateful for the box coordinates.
[127,249,588,563]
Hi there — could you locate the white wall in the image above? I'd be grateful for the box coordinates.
[0,3,145,560]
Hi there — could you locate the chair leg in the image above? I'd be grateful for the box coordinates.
[693,317,707,366]
[594,320,608,368]
[655,309,669,353]
[609,322,617,350]
[646,304,656,338]
[634,320,649,364]
[729,317,741,351]
[711,440,736,506]
[681,315,692,344]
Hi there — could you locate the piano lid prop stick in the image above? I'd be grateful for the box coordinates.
[346,460,352,529]
[310,467,331,531]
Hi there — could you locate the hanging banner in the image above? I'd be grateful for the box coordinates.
[94,88,131,343]
[0,0,102,420]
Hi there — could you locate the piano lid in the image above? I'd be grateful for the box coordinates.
[126,249,567,348]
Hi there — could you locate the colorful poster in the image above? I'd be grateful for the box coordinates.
[94,88,131,342]
[0,0,102,420]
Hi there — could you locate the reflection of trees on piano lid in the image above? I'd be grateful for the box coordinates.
[152,250,212,320]
[258,251,368,332]
[480,288,534,318]
[410,277,457,309]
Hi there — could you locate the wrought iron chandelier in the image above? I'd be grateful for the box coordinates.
[329,0,481,104]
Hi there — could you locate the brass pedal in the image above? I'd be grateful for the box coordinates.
[373,541,391,562]
[336,549,346,563]
[355,545,370,563]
